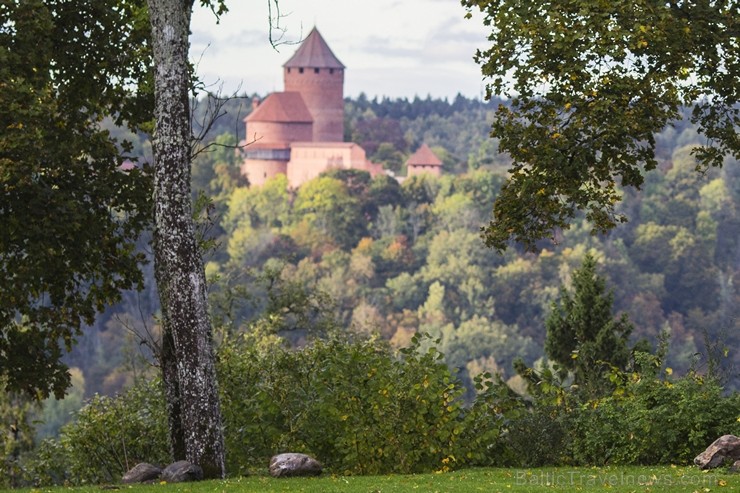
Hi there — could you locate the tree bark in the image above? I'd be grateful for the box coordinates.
[161,328,186,461]
[147,0,225,478]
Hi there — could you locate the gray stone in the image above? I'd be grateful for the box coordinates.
[694,435,740,469]
[269,453,322,478]
[161,461,204,483]
[121,463,162,484]
[730,460,740,473]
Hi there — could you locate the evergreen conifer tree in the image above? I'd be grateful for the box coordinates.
[544,253,633,398]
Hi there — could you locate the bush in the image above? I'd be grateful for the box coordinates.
[24,378,169,485]
[489,353,740,467]
[22,331,476,483]
[18,438,71,487]
[22,329,738,483]
[219,330,466,475]
[568,369,740,465]
[460,369,579,467]
[455,372,527,466]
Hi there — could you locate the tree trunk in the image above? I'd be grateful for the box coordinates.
[161,328,186,461]
[147,0,225,479]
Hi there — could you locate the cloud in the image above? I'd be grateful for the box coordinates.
[190,0,492,99]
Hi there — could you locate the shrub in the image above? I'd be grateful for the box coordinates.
[28,378,169,485]
[219,330,466,475]
[471,344,740,468]
[22,330,477,482]
[18,438,71,487]
[568,369,740,465]
[455,372,527,466]
[24,329,737,483]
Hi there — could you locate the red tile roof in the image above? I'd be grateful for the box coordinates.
[283,27,345,69]
[406,144,442,166]
[246,92,313,123]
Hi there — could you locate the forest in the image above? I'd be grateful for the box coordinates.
[3,0,739,486]
[27,91,739,420]
[2,91,739,484]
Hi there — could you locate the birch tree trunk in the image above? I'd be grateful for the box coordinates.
[147,0,226,478]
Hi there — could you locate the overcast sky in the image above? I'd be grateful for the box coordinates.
[190,0,491,101]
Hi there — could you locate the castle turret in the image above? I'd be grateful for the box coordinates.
[283,28,345,142]
[406,144,443,177]
[241,92,313,186]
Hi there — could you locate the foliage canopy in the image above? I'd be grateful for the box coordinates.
[0,0,152,399]
[462,0,740,251]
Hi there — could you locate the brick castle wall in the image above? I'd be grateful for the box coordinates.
[284,67,344,143]
[246,120,313,145]
[241,158,289,187]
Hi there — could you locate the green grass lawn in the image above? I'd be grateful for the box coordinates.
[5,466,737,493]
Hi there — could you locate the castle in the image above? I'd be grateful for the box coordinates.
[239,28,442,188]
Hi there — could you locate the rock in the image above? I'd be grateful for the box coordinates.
[730,460,740,473]
[160,461,204,483]
[694,435,740,469]
[121,463,162,484]
[269,453,322,478]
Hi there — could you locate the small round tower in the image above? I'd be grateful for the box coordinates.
[283,28,345,142]
[241,92,314,186]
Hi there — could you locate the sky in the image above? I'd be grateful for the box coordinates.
[190,0,492,101]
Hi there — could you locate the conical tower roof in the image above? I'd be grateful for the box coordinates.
[283,27,345,69]
[406,144,443,166]
[246,92,313,123]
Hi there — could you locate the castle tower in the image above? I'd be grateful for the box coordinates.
[241,92,313,186]
[283,28,345,142]
[406,144,443,177]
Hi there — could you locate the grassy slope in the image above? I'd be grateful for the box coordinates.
[6,467,737,493]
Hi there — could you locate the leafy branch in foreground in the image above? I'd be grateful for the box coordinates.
[462,0,739,251]
[0,0,153,399]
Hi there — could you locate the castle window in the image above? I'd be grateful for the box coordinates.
[299,67,304,74]
[330,68,334,74]
[314,68,319,74]
[287,68,290,73]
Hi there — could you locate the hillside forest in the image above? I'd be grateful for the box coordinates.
[26,92,735,443]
